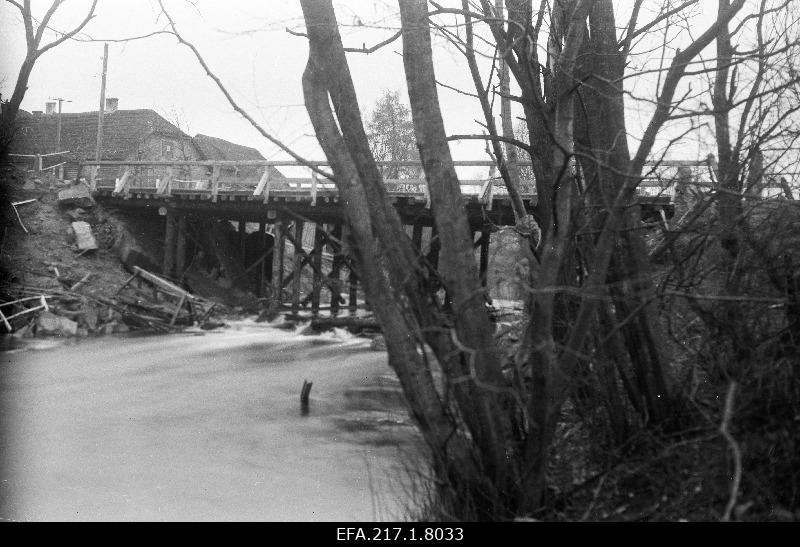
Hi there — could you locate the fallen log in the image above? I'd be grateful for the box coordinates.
[308,316,380,332]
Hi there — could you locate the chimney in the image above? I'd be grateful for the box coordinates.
[45,101,56,115]
[105,97,118,113]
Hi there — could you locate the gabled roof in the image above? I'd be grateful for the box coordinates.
[11,109,188,161]
[192,133,284,179]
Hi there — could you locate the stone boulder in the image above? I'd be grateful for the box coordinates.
[58,184,95,208]
[36,311,78,337]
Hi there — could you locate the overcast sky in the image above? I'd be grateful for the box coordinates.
[1,1,723,173]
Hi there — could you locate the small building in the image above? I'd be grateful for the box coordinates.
[9,98,283,186]
[192,133,284,187]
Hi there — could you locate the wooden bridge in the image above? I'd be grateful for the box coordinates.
[83,159,694,318]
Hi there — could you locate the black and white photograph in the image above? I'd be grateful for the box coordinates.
[0,0,798,530]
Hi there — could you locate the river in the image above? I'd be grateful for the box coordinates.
[0,320,424,521]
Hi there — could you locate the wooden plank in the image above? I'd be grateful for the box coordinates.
[131,266,205,302]
[210,165,220,203]
[113,168,132,194]
[156,166,174,195]
[254,166,271,201]
[311,172,318,206]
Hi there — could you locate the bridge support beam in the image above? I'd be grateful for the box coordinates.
[272,219,285,307]
[292,221,304,316]
[330,223,344,317]
[257,222,267,298]
[477,229,490,288]
[163,211,177,278]
[175,214,187,280]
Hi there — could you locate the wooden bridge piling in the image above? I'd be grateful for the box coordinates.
[272,220,285,307]
[292,221,304,316]
[175,214,187,281]
[311,224,324,317]
[163,211,177,278]
[257,222,268,298]
[329,223,344,317]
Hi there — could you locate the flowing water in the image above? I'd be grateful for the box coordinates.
[0,321,424,521]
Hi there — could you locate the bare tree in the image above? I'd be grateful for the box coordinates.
[0,0,99,156]
[150,0,796,519]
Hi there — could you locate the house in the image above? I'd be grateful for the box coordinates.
[9,98,283,186]
[192,133,284,186]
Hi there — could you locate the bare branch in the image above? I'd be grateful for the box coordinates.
[156,0,331,179]
[343,29,401,54]
[36,0,98,58]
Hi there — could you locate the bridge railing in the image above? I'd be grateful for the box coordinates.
[81,158,722,203]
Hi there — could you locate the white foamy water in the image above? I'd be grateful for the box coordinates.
[0,320,422,521]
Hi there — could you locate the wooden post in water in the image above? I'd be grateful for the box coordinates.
[300,379,313,415]
[292,221,304,315]
[175,215,187,280]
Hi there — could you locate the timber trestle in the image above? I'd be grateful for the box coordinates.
[83,159,684,320]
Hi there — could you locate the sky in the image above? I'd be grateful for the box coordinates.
[0,1,728,175]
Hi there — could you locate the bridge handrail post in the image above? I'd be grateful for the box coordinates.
[254,166,271,202]
[211,165,220,202]
[311,172,318,206]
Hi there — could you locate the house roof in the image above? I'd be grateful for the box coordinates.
[10,109,188,161]
[192,133,284,179]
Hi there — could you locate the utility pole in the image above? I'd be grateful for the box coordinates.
[48,96,72,153]
[95,43,109,163]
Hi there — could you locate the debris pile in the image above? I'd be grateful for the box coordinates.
[1,166,228,338]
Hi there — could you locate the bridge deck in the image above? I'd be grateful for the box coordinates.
[84,159,682,225]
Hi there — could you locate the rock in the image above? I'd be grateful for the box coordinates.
[65,208,86,221]
[36,311,78,336]
[255,308,280,323]
[71,221,98,251]
[370,335,387,351]
[22,180,36,190]
[11,323,31,339]
[82,302,99,331]
[103,321,130,334]
[58,184,95,208]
